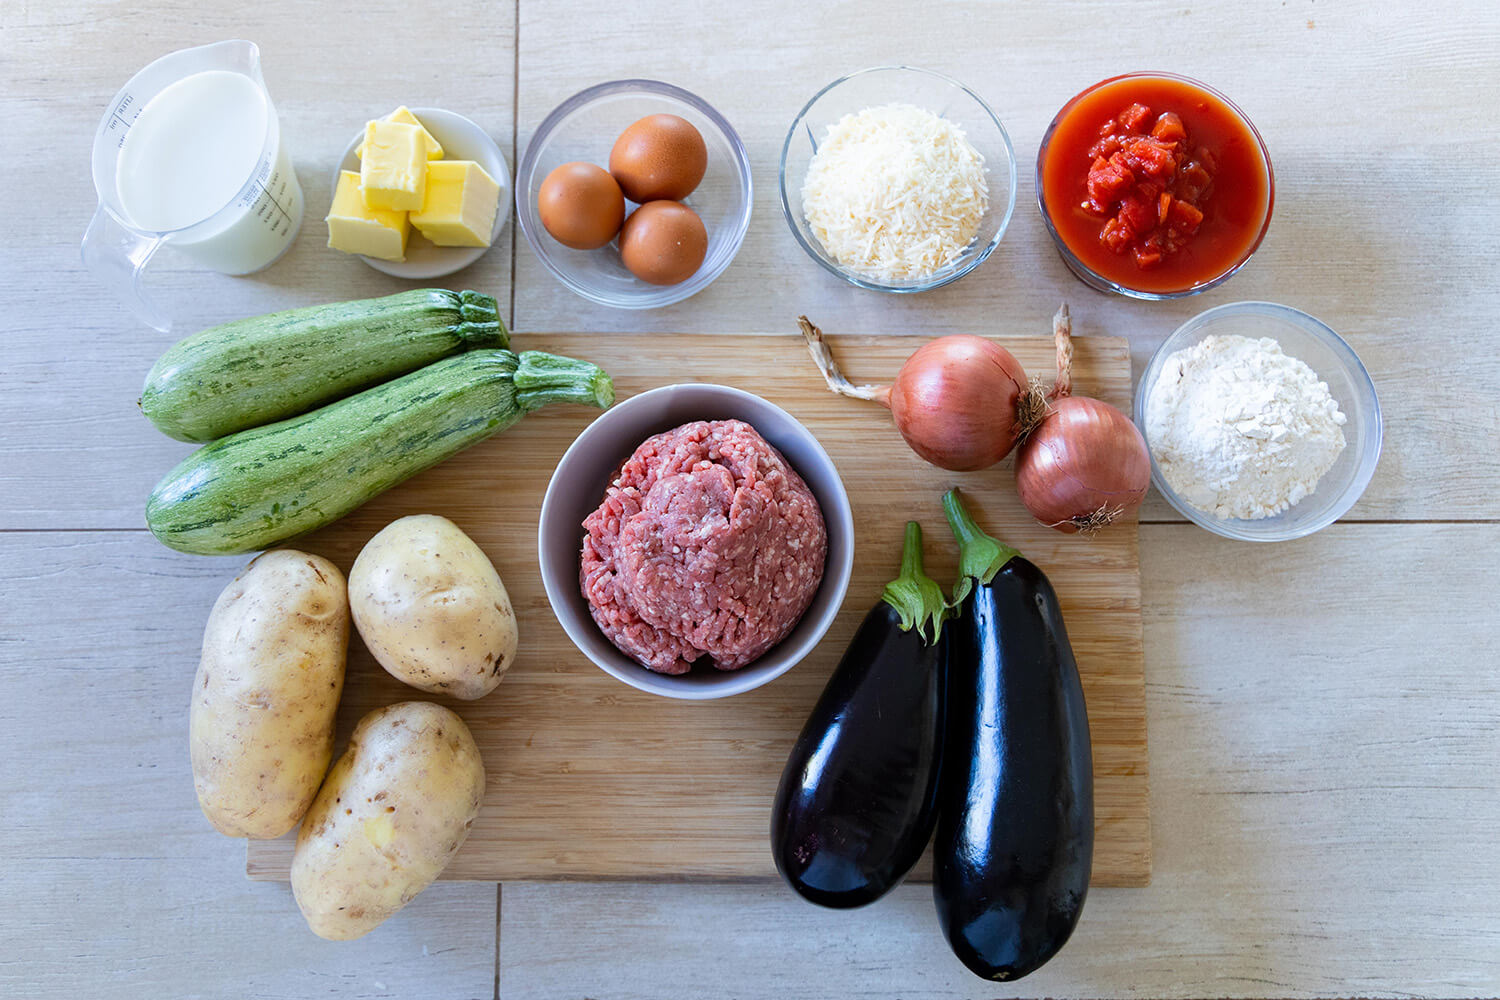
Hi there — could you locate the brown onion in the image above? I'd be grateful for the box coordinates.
[887,335,1029,470]
[1015,305,1151,533]
[799,320,1028,472]
[1016,396,1150,532]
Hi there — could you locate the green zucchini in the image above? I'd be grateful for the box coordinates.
[146,349,613,556]
[140,289,507,442]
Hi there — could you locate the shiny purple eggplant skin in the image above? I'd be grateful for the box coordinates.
[934,493,1093,982]
[771,601,946,908]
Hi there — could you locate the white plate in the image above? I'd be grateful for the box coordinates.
[333,106,512,279]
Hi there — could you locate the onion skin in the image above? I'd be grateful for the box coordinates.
[1016,396,1151,533]
[888,335,1029,472]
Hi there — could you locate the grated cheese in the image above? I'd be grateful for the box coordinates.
[801,104,989,283]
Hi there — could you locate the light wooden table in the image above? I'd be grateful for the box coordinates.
[3,1,1498,997]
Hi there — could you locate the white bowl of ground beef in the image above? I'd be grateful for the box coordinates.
[539,384,854,700]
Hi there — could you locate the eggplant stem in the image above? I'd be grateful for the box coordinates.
[881,521,950,645]
[797,316,891,405]
[942,488,1022,608]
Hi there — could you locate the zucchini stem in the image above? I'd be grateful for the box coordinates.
[943,488,1021,608]
[456,290,508,349]
[513,351,616,411]
[881,521,950,645]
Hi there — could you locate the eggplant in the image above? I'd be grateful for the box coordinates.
[771,521,948,908]
[933,489,1094,981]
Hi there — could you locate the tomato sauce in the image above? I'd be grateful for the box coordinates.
[1040,75,1271,294]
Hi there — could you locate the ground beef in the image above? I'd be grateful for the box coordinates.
[580,420,828,674]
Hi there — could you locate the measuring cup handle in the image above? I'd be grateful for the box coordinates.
[80,204,172,333]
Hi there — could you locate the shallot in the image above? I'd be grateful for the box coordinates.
[1014,305,1151,533]
[798,318,1029,472]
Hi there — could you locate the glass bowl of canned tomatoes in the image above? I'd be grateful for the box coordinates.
[1036,72,1274,299]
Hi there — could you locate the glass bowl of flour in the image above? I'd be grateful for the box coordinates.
[1136,301,1382,541]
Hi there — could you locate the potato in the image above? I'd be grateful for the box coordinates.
[290,701,485,940]
[349,514,517,700]
[189,549,349,839]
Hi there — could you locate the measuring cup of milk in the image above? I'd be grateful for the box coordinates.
[82,40,304,332]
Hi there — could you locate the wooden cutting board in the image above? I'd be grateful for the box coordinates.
[246,331,1150,887]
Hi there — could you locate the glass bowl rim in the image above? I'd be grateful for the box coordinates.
[1035,70,1276,301]
[1134,299,1384,541]
[515,78,754,309]
[778,64,1019,294]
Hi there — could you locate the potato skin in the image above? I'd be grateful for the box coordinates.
[349,514,518,700]
[290,701,485,940]
[189,550,349,839]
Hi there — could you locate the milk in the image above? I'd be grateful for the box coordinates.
[115,69,303,274]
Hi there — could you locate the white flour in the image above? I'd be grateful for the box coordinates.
[1145,334,1347,520]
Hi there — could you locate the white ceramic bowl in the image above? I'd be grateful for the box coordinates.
[538,384,854,700]
[1136,301,1382,541]
[334,107,511,279]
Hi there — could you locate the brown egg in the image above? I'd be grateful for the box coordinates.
[537,161,626,250]
[619,201,708,285]
[609,114,709,203]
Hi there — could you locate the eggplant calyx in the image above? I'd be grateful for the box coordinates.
[881,521,950,645]
[942,488,1022,608]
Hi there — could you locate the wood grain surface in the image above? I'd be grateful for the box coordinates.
[5,0,1500,997]
[0,531,501,1000]
[243,330,1149,886]
[498,523,1500,1000]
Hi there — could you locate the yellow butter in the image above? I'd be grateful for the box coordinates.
[410,160,500,247]
[326,169,409,261]
[355,106,443,160]
[360,120,428,212]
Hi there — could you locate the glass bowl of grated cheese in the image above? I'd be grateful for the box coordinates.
[780,66,1017,293]
[1136,301,1383,542]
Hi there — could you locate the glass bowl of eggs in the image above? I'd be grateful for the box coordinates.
[516,80,753,309]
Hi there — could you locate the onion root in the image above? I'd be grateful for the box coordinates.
[1049,504,1127,537]
[1015,305,1151,534]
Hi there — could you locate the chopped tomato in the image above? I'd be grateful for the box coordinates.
[1087,133,1126,159]
[1100,215,1132,254]
[1085,156,1133,211]
[1169,200,1204,233]
[1078,99,1220,269]
[1040,74,1271,292]
[1151,112,1186,142]
[1118,193,1157,235]
[1119,102,1153,132]
[1123,137,1178,181]
[1177,162,1213,202]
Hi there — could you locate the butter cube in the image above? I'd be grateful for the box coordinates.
[356,106,443,160]
[410,160,500,247]
[326,170,409,261]
[360,120,428,211]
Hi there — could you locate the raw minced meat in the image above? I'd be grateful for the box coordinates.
[580,420,828,674]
